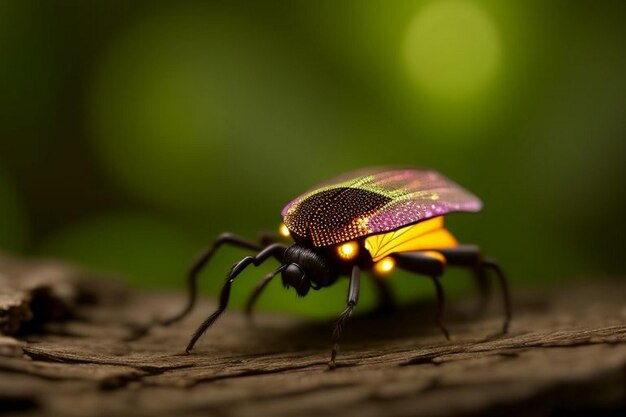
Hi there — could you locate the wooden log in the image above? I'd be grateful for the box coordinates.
[0,252,624,417]
[0,254,127,336]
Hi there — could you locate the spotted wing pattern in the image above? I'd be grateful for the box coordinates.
[281,167,482,247]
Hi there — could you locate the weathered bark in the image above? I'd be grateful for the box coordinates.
[0,252,624,417]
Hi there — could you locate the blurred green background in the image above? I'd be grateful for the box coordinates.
[1,0,624,317]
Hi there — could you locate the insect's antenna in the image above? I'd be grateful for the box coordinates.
[245,264,287,317]
[267,264,288,285]
[276,264,288,276]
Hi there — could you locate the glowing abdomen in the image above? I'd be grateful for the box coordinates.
[364,217,458,262]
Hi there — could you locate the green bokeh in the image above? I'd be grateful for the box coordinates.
[403,0,501,102]
[0,1,60,132]
[295,0,543,141]
[37,213,201,289]
[89,3,362,227]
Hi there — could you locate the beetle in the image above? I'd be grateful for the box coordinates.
[162,167,511,368]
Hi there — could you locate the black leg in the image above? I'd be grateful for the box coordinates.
[244,265,285,317]
[160,233,262,326]
[482,258,512,334]
[437,245,512,334]
[258,230,287,247]
[393,252,450,339]
[185,243,287,353]
[329,265,360,369]
[430,275,450,340]
[243,230,292,317]
[371,275,396,314]
[437,245,487,312]
[472,265,492,314]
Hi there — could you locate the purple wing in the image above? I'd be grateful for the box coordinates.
[281,167,482,247]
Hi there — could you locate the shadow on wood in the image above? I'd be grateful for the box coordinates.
[0,253,625,417]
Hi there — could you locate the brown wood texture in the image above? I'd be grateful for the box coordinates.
[0,253,625,417]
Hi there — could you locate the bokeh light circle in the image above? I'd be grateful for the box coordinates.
[403,1,501,102]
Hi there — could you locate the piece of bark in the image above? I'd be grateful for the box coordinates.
[0,253,126,335]
[0,252,625,417]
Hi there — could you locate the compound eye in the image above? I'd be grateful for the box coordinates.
[336,241,359,260]
[279,223,291,238]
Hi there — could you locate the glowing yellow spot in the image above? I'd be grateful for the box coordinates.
[336,241,359,260]
[403,0,501,102]
[374,257,396,276]
[279,223,290,238]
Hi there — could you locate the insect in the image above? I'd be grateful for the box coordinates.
[162,167,511,368]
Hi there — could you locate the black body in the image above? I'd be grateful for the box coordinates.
[161,233,511,368]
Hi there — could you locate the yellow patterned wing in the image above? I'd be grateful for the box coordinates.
[364,217,458,262]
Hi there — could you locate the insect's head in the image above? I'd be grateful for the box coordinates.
[281,245,334,296]
[281,262,310,296]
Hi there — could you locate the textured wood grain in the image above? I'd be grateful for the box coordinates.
[0,253,625,417]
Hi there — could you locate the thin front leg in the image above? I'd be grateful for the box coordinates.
[242,232,294,316]
[185,243,287,353]
[393,252,450,339]
[161,233,262,326]
[329,265,360,369]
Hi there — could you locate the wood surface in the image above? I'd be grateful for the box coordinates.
[0,253,625,417]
